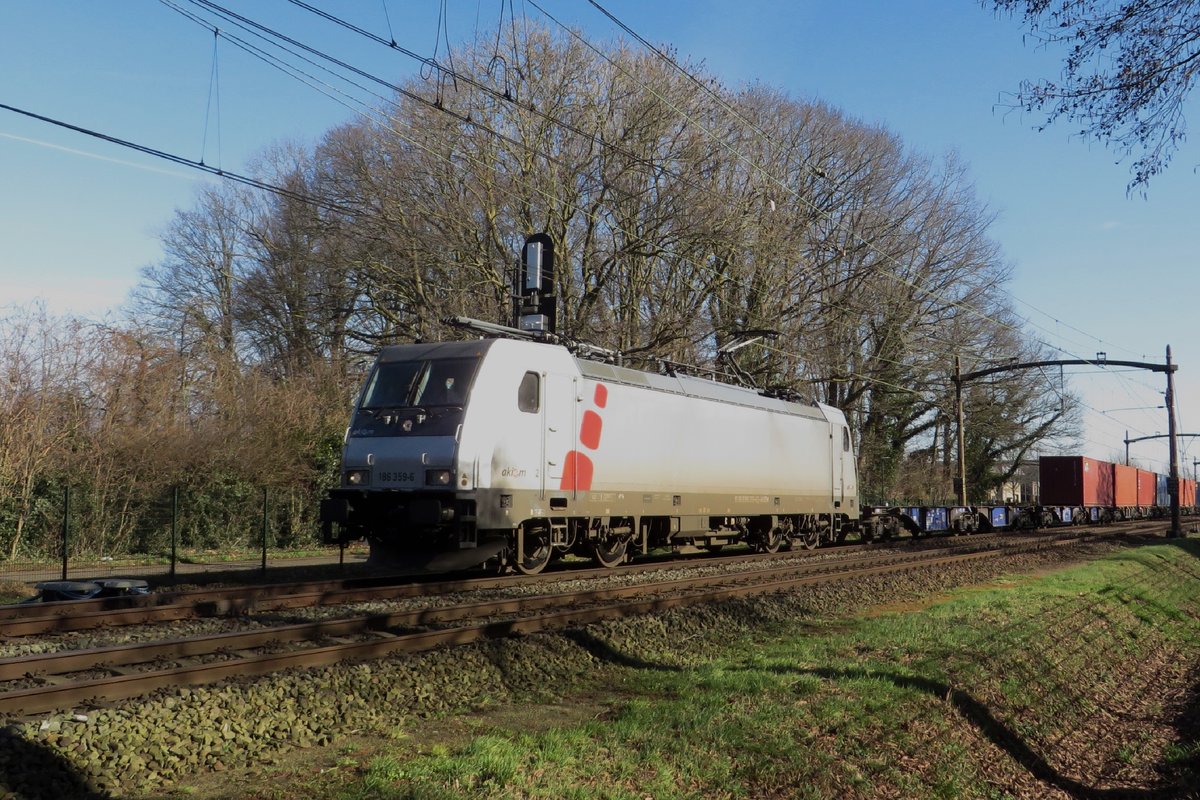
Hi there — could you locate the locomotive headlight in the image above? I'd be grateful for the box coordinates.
[345,469,369,486]
[425,469,453,486]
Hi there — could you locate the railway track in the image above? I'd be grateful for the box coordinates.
[0,525,1163,717]
[0,520,1156,638]
[1,520,1164,636]
[0,537,940,635]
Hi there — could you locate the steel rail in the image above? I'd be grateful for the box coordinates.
[0,530,1044,637]
[0,542,890,634]
[0,520,1169,635]
[0,539,1045,682]
[0,531,1123,716]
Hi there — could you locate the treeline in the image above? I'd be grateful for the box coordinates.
[0,25,1077,560]
[0,305,346,560]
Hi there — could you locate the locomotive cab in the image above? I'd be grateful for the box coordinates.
[320,337,586,569]
[320,341,489,561]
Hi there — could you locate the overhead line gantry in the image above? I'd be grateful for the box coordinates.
[952,347,1183,537]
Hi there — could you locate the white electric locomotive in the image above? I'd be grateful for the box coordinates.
[320,329,859,573]
[320,235,859,572]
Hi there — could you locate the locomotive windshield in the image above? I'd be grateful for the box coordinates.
[351,356,480,438]
[362,357,478,409]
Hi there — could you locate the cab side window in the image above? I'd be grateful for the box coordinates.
[518,372,540,413]
[842,427,851,452]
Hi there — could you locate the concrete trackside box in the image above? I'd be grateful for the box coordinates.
[1038,456,1114,506]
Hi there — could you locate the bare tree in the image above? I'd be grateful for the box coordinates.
[0,306,87,558]
[135,185,250,364]
[992,0,1200,190]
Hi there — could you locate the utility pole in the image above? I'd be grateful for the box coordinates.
[1165,345,1182,537]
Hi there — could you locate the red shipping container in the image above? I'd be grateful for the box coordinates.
[1039,456,1114,505]
[1183,479,1196,507]
[1136,469,1157,507]
[1113,464,1138,506]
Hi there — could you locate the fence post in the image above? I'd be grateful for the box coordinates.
[60,486,70,581]
[261,487,269,575]
[170,486,179,582]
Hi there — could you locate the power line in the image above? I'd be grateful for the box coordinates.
[28,2,1147,457]
[0,101,357,216]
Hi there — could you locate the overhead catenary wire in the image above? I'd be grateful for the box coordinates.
[200,27,222,168]
[18,0,1152,455]
[2,6,1180,484]
[224,1,1174,464]
[0,101,357,217]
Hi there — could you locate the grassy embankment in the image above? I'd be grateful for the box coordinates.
[184,540,1200,799]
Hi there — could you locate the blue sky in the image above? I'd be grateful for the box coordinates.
[2,1,1198,474]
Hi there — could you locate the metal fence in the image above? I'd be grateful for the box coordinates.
[0,485,365,587]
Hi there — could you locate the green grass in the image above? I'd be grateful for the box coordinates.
[151,539,1200,800]
[322,540,1200,799]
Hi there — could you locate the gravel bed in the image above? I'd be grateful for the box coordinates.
[0,544,895,661]
[0,536,1134,799]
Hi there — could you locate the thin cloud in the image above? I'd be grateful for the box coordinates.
[0,131,198,181]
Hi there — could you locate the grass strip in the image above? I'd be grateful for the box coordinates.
[338,540,1200,800]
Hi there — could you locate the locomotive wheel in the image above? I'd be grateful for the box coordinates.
[514,524,551,575]
[760,526,784,554]
[799,526,820,550]
[592,536,628,568]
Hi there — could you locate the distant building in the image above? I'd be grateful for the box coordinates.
[995,460,1039,505]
